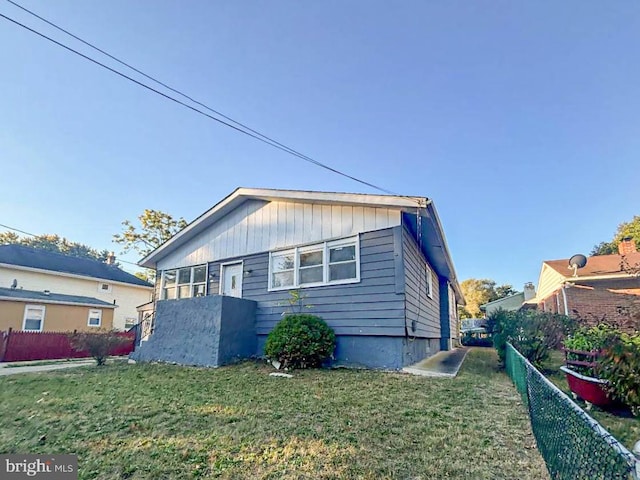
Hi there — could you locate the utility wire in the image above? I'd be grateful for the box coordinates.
[1,4,404,198]
[0,223,35,237]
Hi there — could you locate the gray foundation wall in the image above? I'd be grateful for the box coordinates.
[131,295,256,367]
[256,334,440,370]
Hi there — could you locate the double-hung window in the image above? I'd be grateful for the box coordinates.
[88,309,102,327]
[269,236,360,290]
[23,305,45,331]
[162,265,208,300]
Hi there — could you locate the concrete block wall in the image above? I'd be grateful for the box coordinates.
[131,295,256,367]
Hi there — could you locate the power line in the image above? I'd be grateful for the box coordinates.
[0,223,35,237]
[0,222,143,267]
[1,4,405,198]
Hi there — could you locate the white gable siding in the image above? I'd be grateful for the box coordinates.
[157,200,402,270]
[536,264,567,302]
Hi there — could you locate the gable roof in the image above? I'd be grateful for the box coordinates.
[0,286,117,308]
[480,292,525,311]
[139,187,465,303]
[544,252,640,280]
[0,245,152,288]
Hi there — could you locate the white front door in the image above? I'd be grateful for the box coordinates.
[221,263,243,298]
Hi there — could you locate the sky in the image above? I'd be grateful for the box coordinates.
[0,0,639,290]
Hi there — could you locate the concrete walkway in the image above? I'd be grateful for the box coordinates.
[0,360,95,376]
[403,347,469,378]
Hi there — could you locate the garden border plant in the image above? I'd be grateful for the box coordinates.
[264,313,336,369]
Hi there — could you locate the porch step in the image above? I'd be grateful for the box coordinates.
[403,347,469,378]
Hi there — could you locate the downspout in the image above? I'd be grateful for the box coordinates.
[560,283,569,316]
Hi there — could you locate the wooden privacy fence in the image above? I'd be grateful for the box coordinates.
[0,329,135,362]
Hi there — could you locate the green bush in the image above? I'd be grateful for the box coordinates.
[599,333,640,416]
[489,309,576,368]
[264,314,336,369]
[461,332,493,347]
[563,324,620,353]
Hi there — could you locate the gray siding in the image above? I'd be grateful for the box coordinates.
[402,227,441,338]
[206,228,405,337]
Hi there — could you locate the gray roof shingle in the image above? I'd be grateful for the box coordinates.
[0,245,152,287]
[0,286,117,307]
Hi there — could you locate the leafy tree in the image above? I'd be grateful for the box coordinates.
[458,278,518,319]
[495,284,517,299]
[591,215,640,256]
[113,209,188,257]
[0,232,110,262]
[134,271,152,283]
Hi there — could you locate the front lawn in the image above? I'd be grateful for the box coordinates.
[0,349,547,479]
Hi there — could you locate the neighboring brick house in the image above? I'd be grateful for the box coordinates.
[531,238,640,332]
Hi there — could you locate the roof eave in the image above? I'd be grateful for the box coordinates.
[0,296,117,308]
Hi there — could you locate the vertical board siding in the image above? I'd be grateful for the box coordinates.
[157,200,402,270]
[402,227,441,337]
[205,228,405,337]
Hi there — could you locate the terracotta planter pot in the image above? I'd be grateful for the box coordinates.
[560,366,612,408]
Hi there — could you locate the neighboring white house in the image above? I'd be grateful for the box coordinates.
[480,282,536,317]
[0,245,153,330]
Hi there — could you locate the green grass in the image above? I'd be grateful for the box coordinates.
[542,349,640,450]
[0,349,548,479]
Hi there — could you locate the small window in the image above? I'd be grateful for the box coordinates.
[124,318,137,330]
[23,305,45,331]
[298,248,323,285]
[88,309,102,327]
[98,282,112,293]
[329,244,356,281]
[271,251,295,288]
[177,267,191,299]
[163,270,177,299]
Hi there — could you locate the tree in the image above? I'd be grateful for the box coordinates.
[0,232,110,262]
[458,278,518,319]
[113,209,188,258]
[495,284,517,299]
[591,215,640,256]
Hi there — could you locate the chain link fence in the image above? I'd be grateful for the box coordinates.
[505,342,638,480]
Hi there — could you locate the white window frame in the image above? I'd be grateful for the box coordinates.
[426,264,433,299]
[124,317,137,330]
[268,236,360,291]
[87,309,102,327]
[23,305,45,332]
[161,264,208,300]
[98,282,112,293]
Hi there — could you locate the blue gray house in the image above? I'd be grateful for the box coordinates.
[131,188,465,369]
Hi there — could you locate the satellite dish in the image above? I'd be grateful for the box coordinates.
[568,254,587,277]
